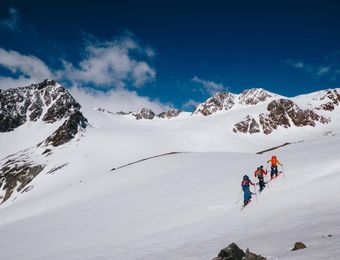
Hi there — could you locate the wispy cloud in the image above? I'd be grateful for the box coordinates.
[0,48,52,89]
[286,52,340,81]
[182,99,200,111]
[191,76,227,95]
[316,66,331,76]
[0,7,20,32]
[69,86,170,114]
[58,35,156,88]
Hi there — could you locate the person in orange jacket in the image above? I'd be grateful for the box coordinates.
[254,165,267,192]
[267,155,282,179]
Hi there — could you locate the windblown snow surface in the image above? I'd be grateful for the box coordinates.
[1,97,340,259]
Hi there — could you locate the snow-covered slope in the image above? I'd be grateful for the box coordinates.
[1,81,340,259]
[0,135,339,259]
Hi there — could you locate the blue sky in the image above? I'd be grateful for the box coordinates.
[0,0,339,110]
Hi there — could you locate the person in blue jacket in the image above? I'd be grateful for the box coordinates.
[241,175,255,206]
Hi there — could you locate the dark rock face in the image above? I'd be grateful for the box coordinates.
[134,107,155,120]
[0,79,81,132]
[44,110,87,147]
[194,92,236,116]
[0,159,45,204]
[213,243,246,260]
[291,242,307,251]
[233,116,260,134]
[263,99,329,134]
[233,99,329,134]
[158,109,182,119]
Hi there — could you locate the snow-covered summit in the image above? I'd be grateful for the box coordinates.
[238,88,280,105]
[193,92,236,116]
[193,88,281,116]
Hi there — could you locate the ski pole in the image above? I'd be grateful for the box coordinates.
[254,182,258,202]
[266,163,270,188]
[281,165,286,179]
[236,189,242,204]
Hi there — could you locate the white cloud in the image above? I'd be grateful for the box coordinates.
[0,48,52,89]
[317,66,330,76]
[286,56,339,80]
[58,36,156,88]
[182,99,200,111]
[69,86,170,114]
[191,76,226,95]
[0,7,20,32]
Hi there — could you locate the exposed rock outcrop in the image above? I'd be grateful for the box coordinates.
[158,109,182,119]
[313,89,340,111]
[0,154,45,204]
[233,99,329,134]
[134,107,156,120]
[44,110,87,147]
[233,115,260,134]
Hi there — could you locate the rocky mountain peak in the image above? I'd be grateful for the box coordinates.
[0,79,81,132]
[158,109,182,119]
[238,88,277,105]
[135,107,156,120]
[193,92,236,116]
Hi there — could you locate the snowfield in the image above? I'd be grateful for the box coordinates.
[0,131,340,259]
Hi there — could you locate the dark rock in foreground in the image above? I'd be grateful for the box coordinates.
[291,242,307,251]
[213,243,266,260]
[213,243,245,260]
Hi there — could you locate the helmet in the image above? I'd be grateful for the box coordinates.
[260,165,263,169]
[243,175,249,180]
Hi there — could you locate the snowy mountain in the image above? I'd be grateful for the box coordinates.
[0,80,340,259]
[193,88,280,116]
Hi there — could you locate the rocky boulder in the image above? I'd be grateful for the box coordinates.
[212,243,266,260]
[291,242,307,251]
[213,243,246,260]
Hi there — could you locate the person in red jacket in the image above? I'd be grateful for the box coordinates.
[254,165,267,192]
[267,155,282,179]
